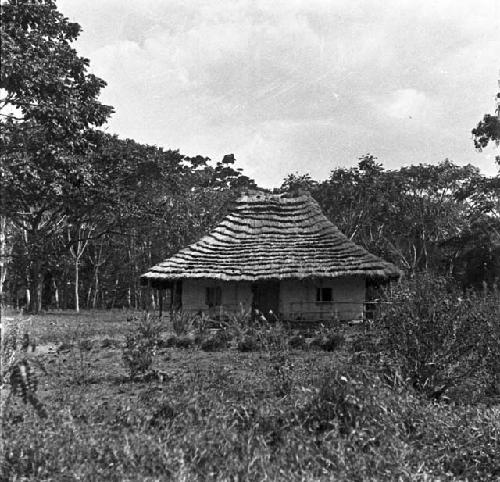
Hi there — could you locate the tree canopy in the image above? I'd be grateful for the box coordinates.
[471,82,500,166]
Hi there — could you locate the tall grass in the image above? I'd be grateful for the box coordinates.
[1,316,48,424]
[3,348,499,480]
[379,274,500,401]
[2,297,499,480]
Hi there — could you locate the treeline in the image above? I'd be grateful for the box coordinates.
[1,0,499,312]
[2,135,256,311]
[283,156,500,290]
[3,150,498,312]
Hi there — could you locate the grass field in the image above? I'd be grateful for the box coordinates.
[1,310,499,481]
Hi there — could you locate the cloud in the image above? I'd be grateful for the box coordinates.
[57,0,500,186]
[377,89,435,121]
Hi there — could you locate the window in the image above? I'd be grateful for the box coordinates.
[205,287,222,307]
[316,287,333,302]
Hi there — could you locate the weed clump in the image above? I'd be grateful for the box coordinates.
[200,331,229,352]
[158,334,178,348]
[122,313,159,379]
[171,311,201,336]
[237,334,260,352]
[288,334,305,349]
[1,317,48,420]
[175,335,195,349]
[122,334,154,379]
[307,330,344,352]
[100,337,121,349]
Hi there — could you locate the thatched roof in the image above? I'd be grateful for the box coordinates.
[141,191,401,283]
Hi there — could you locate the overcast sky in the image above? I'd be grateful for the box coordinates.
[58,0,499,188]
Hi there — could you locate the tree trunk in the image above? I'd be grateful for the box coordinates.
[86,283,92,309]
[68,223,94,313]
[74,258,80,313]
[62,272,68,309]
[53,279,60,310]
[134,282,139,310]
[29,259,42,313]
[92,266,99,309]
[0,216,6,303]
[36,272,42,313]
[111,278,118,309]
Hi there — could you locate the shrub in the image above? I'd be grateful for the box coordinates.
[268,351,294,397]
[121,314,162,379]
[306,330,345,352]
[137,313,164,341]
[56,342,73,353]
[171,311,200,336]
[122,333,154,379]
[349,333,379,354]
[78,338,93,352]
[100,338,121,349]
[304,367,381,435]
[149,402,176,428]
[379,274,500,400]
[226,308,254,335]
[158,334,178,348]
[320,331,345,352]
[200,331,228,352]
[237,334,260,352]
[258,321,289,352]
[307,335,324,351]
[9,359,48,419]
[20,333,36,353]
[175,335,195,349]
[1,317,48,420]
[288,334,305,349]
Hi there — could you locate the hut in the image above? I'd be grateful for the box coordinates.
[140,191,400,323]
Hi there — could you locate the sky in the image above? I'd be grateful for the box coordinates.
[58,0,500,188]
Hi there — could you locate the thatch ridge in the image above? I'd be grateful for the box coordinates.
[141,191,401,282]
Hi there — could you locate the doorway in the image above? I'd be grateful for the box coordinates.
[253,281,280,319]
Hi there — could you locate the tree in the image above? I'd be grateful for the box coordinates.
[280,172,318,192]
[0,0,113,311]
[303,157,489,279]
[0,0,112,140]
[472,82,500,163]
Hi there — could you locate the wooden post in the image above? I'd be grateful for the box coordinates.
[159,289,163,318]
[169,285,174,318]
[146,280,152,312]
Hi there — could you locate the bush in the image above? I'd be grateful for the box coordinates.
[158,334,178,348]
[171,311,200,336]
[303,366,393,436]
[288,334,305,349]
[175,335,195,349]
[320,332,345,352]
[237,332,261,352]
[122,334,154,379]
[200,331,228,352]
[258,321,289,351]
[122,313,161,379]
[306,330,345,352]
[349,333,378,354]
[268,351,294,397]
[1,317,48,420]
[100,338,121,349]
[136,313,164,342]
[379,274,500,400]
